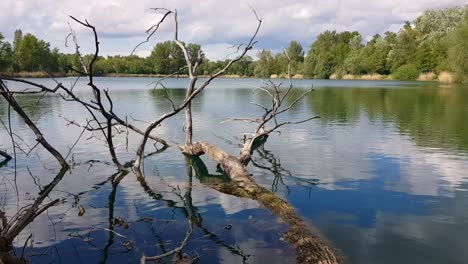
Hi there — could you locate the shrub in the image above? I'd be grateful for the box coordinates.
[438,71,455,83]
[417,72,437,81]
[392,64,420,80]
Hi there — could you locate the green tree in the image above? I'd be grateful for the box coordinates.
[0,33,13,72]
[254,49,277,78]
[304,31,360,78]
[148,41,187,74]
[285,41,304,75]
[387,22,419,71]
[447,14,468,82]
[414,6,468,45]
[15,33,56,72]
[12,29,23,71]
[365,34,393,74]
[392,63,420,80]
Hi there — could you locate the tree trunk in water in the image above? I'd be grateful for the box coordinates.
[184,77,197,145]
[181,142,340,264]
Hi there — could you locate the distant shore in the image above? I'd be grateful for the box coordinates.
[0,71,457,83]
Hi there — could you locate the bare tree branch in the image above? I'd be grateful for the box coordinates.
[0,81,69,169]
[140,219,193,264]
[133,7,262,171]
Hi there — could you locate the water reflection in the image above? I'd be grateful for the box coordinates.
[1,78,468,263]
[310,86,468,151]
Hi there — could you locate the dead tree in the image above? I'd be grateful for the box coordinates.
[132,9,339,264]
[186,154,339,264]
[0,17,171,172]
[180,53,339,263]
[0,8,341,264]
[0,81,73,262]
[132,8,261,171]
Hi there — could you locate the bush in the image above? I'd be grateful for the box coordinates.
[447,15,468,83]
[392,64,420,80]
[417,72,437,81]
[438,71,455,83]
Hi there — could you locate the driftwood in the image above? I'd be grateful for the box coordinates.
[181,142,340,264]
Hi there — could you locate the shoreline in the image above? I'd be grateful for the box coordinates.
[0,72,458,83]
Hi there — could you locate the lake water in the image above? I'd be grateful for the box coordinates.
[0,77,467,263]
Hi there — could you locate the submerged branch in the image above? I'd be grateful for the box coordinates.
[140,220,193,264]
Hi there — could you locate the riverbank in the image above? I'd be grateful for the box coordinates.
[328,71,456,83]
[0,71,67,78]
[0,71,459,83]
[0,72,248,79]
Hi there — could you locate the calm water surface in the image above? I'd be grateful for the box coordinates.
[0,77,467,263]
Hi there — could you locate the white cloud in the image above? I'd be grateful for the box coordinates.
[0,0,466,60]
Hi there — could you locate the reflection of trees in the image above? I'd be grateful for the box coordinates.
[185,156,338,264]
[150,88,204,114]
[310,86,468,151]
[100,171,128,263]
[9,94,60,120]
[133,155,252,263]
[251,144,320,192]
[0,167,69,263]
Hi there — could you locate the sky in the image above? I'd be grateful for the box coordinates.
[0,0,467,60]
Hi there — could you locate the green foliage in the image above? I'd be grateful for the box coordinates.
[386,22,419,71]
[254,50,277,78]
[148,41,185,74]
[304,31,360,78]
[310,86,468,150]
[414,6,468,45]
[392,64,420,80]
[447,14,468,82]
[285,41,305,75]
[303,5,467,80]
[0,33,13,72]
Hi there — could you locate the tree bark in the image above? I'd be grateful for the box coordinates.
[184,77,197,145]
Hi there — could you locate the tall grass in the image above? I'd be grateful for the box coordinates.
[417,72,437,81]
[0,71,66,78]
[342,74,355,80]
[438,71,455,83]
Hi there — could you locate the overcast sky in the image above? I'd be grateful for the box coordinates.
[1,0,466,60]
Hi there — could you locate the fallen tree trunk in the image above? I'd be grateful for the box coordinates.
[181,142,340,264]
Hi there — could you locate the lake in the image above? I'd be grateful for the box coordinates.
[0,77,467,263]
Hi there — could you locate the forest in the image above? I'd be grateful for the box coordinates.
[0,5,467,82]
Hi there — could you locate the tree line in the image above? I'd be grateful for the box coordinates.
[0,5,467,82]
